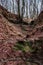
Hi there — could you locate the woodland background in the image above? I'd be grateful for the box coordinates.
[0,0,43,19]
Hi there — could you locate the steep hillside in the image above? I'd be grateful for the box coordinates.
[0,5,26,65]
[0,5,43,65]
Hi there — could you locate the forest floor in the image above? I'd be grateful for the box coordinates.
[0,5,43,65]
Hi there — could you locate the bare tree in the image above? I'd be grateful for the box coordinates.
[29,0,33,18]
[26,0,28,18]
[12,0,15,13]
[33,0,36,18]
[9,1,12,12]
[21,0,25,18]
[16,0,20,18]
[29,0,38,19]
[41,0,43,11]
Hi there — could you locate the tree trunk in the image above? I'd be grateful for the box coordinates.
[41,0,43,11]
[26,1,28,18]
[21,0,25,18]
[17,0,20,18]
[29,0,33,19]
[12,0,15,13]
